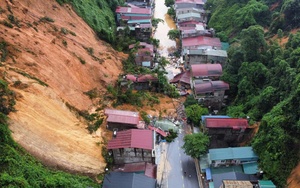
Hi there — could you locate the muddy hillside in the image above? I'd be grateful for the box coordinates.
[0,0,127,175]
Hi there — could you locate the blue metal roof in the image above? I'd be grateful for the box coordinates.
[206,168,212,180]
[243,162,259,174]
[209,147,258,161]
[259,180,276,188]
[128,19,151,24]
[201,115,230,122]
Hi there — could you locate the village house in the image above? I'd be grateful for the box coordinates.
[107,129,156,164]
[115,6,152,41]
[181,36,222,55]
[176,12,203,23]
[114,162,157,179]
[103,172,157,188]
[123,74,159,90]
[105,109,143,131]
[170,70,191,89]
[175,0,205,9]
[124,0,154,8]
[203,118,253,147]
[184,48,228,67]
[129,42,155,68]
[190,63,222,79]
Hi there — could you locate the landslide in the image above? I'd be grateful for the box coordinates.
[0,0,126,175]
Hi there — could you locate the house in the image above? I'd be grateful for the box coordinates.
[176,7,207,16]
[184,49,228,67]
[116,6,152,41]
[116,6,152,24]
[190,64,222,79]
[129,42,155,68]
[182,36,222,55]
[103,172,157,188]
[201,115,230,123]
[193,80,229,109]
[203,118,252,147]
[124,74,158,90]
[107,129,156,164]
[135,48,154,67]
[125,0,154,8]
[114,162,157,179]
[212,172,258,188]
[208,147,258,168]
[105,109,141,131]
[175,0,205,9]
[220,180,253,188]
[170,70,191,89]
[176,12,203,23]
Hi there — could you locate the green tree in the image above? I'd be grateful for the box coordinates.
[185,104,209,126]
[167,29,180,41]
[167,7,176,20]
[182,133,210,158]
[240,25,266,62]
[165,0,175,7]
[152,18,164,31]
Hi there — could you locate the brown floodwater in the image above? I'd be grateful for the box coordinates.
[154,0,177,57]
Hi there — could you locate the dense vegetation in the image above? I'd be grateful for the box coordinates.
[0,80,99,187]
[56,0,124,44]
[182,133,210,158]
[206,0,300,186]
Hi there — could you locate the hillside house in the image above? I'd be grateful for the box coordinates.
[176,12,203,23]
[181,36,222,55]
[190,63,222,79]
[116,6,152,41]
[175,0,205,9]
[125,0,154,8]
[170,70,191,89]
[123,74,158,90]
[103,172,157,188]
[107,129,156,164]
[204,118,253,147]
[129,42,155,52]
[184,49,228,67]
[105,109,142,131]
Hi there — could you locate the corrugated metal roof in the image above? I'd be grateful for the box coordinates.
[128,19,151,24]
[211,80,229,90]
[121,15,152,21]
[209,147,258,161]
[212,172,258,188]
[114,162,157,179]
[105,109,140,125]
[191,64,222,77]
[182,36,221,48]
[129,42,154,52]
[116,6,151,14]
[177,12,201,19]
[194,82,213,94]
[205,118,248,129]
[258,180,276,188]
[107,129,153,150]
[103,172,156,188]
[170,71,190,84]
[148,126,168,137]
[243,162,258,174]
[201,115,230,122]
[176,0,204,4]
[126,74,158,83]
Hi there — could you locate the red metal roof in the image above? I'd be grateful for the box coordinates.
[126,74,158,83]
[115,162,156,179]
[171,70,191,84]
[182,36,221,48]
[205,118,248,129]
[105,109,139,125]
[116,6,151,15]
[129,42,154,52]
[211,80,229,90]
[191,64,222,77]
[176,0,204,4]
[107,129,154,150]
[148,125,168,137]
[194,82,213,94]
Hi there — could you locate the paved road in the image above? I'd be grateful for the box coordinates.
[166,132,198,188]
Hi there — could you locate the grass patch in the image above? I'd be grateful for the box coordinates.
[62,40,68,47]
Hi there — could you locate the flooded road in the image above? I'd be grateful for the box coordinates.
[153,0,177,57]
[153,0,180,80]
